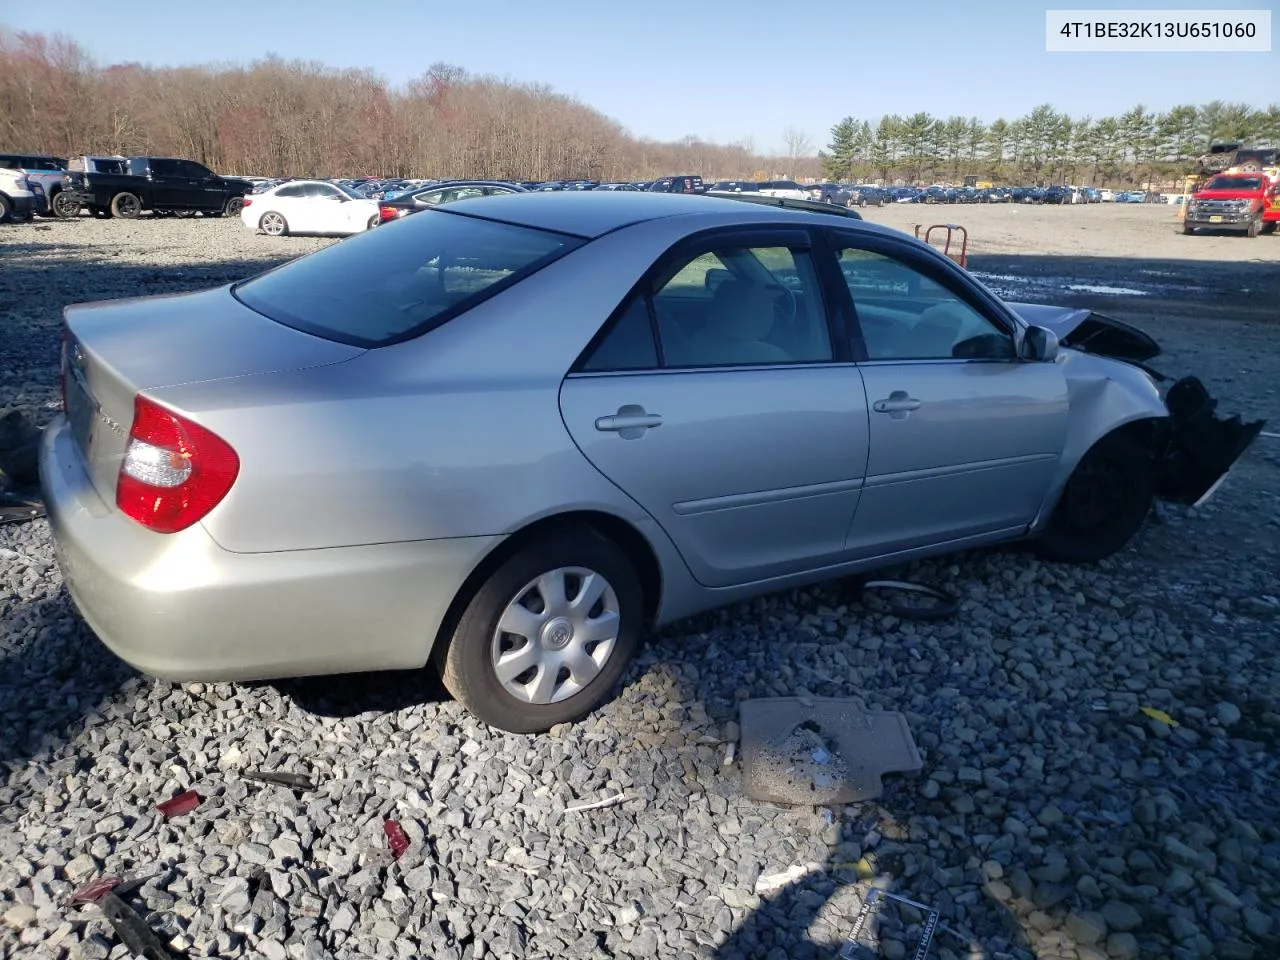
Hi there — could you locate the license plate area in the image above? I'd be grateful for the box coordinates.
[66,367,96,456]
[1209,215,1224,223]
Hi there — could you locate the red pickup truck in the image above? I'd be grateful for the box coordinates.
[1183,172,1279,237]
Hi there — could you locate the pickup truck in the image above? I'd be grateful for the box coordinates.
[0,153,73,217]
[61,156,253,219]
[1183,172,1279,237]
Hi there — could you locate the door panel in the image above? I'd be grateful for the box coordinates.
[560,367,870,587]
[847,362,1068,554]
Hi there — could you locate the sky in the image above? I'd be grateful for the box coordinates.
[4,0,1276,153]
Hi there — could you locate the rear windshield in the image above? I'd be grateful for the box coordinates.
[233,209,584,347]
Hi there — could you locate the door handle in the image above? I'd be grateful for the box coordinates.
[595,414,663,432]
[595,404,663,437]
[873,391,921,416]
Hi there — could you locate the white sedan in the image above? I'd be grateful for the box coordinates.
[240,180,380,237]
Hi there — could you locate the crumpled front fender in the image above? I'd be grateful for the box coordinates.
[1030,353,1266,533]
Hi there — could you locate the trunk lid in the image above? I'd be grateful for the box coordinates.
[62,285,364,505]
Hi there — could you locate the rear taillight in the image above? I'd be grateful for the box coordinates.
[242,197,253,208]
[116,396,239,534]
[378,205,405,222]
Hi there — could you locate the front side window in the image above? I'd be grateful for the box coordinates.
[835,246,1014,361]
[581,242,832,371]
[234,210,583,346]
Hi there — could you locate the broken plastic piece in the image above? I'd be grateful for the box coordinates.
[67,875,124,905]
[739,697,923,806]
[156,790,201,818]
[859,579,959,621]
[383,819,410,860]
[243,769,315,791]
[98,891,173,960]
[564,793,627,814]
[1140,706,1179,727]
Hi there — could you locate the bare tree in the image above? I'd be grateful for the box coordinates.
[781,127,814,177]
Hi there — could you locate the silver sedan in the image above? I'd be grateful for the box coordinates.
[41,192,1262,732]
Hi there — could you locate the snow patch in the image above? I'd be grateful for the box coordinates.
[1066,284,1150,296]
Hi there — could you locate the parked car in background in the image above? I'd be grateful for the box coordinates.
[376,180,528,224]
[0,153,73,217]
[706,180,760,195]
[0,168,42,222]
[62,156,252,219]
[847,185,886,207]
[42,191,1260,734]
[647,175,703,193]
[755,180,809,201]
[593,182,640,191]
[805,183,852,205]
[241,180,380,236]
[1183,172,1278,237]
[1100,189,1115,202]
[1079,187,1102,203]
[1116,190,1147,203]
[1042,185,1071,204]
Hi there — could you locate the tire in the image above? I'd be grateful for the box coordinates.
[224,196,245,216]
[0,194,11,223]
[1245,215,1261,238]
[1033,430,1155,564]
[437,526,645,733]
[1182,223,1195,235]
[1262,221,1277,235]
[52,191,80,218]
[110,192,141,219]
[366,214,379,230]
[259,211,288,236]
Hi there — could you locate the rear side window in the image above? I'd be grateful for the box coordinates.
[233,210,584,347]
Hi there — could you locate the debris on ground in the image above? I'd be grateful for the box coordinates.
[857,579,959,621]
[155,790,201,818]
[839,888,942,960]
[0,491,44,526]
[739,697,923,805]
[382,818,410,860]
[66,875,124,905]
[97,890,174,960]
[242,769,315,791]
[564,792,628,814]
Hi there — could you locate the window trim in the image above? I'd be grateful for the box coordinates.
[822,229,1026,365]
[569,225,850,375]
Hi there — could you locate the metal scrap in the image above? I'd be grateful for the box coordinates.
[97,891,173,960]
[243,769,315,791]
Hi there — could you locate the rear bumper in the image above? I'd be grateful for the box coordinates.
[8,193,38,215]
[40,418,502,682]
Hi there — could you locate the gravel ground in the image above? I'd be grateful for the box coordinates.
[2,212,1278,960]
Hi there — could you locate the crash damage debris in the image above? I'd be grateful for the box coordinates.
[1156,375,1266,507]
[839,889,940,960]
[739,697,923,806]
[0,492,44,526]
[66,876,124,905]
[156,790,201,818]
[857,580,959,622]
[243,769,315,791]
[97,891,174,960]
[383,818,410,860]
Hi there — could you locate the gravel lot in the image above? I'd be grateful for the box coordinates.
[2,209,1278,960]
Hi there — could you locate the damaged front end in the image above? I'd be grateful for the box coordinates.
[1011,303,1267,506]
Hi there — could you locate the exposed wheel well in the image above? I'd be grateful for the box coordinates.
[427,511,663,666]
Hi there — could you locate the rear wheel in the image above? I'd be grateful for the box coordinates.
[1033,430,1154,564]
[0,194,11,223]
[1262,220,1276,235]
[366,214,379,230]
[110,192,141,219]
[438,527,645,733]
[259,211,288,236]
[224,196,245,216]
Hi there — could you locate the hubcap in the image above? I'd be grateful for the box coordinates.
[490,567,621,705]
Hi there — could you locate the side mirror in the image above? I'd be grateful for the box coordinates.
[1020,325,1059,362]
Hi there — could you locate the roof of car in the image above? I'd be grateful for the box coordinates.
[439,190,880,239]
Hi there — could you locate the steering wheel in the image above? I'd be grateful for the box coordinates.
[768,283,798,325]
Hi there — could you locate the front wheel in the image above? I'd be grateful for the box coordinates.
[438,527,645,733]
[1182,223,1195,235]
[52,192,80,218]
[1033,430,1154,564]
[1245,214,1261,238]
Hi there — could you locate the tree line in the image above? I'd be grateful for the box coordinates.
[822,103,1280,187]
[0,29,816,181]
[1,29,1275,186]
